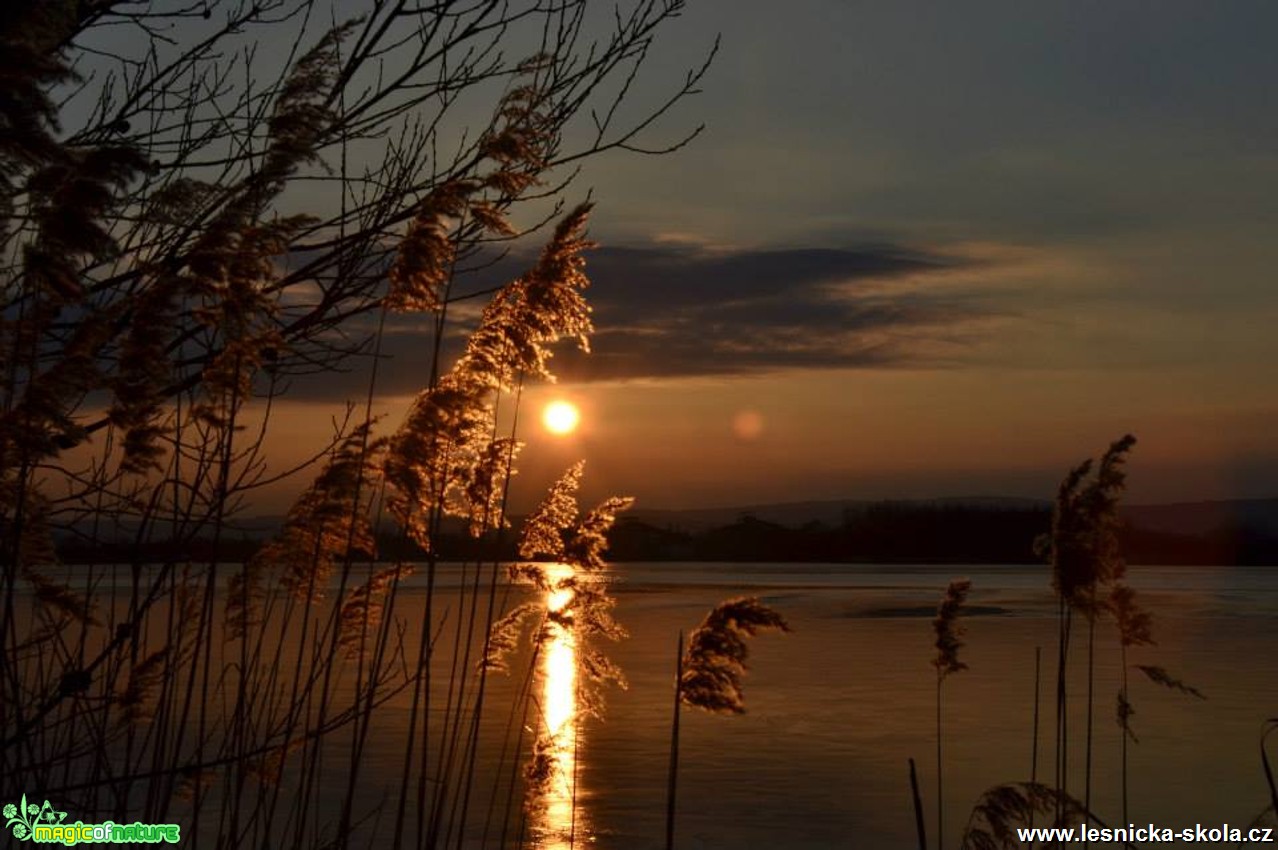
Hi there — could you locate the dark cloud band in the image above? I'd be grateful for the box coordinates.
[284,241,991,399]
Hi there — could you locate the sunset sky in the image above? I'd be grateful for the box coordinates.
[268,1,1278,512]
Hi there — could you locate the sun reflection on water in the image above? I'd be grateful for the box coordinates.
[532,562,586,849]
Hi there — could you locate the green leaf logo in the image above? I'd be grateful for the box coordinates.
[4,794,68,840]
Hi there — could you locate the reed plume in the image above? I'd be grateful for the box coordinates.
[0,30,70,252]
[386,179,473,314]
[2,123,136,465]
[1134,665,1205,700]
[933,578,971,679]
[20,141,146,307]
[548,492,637,663]
[3,311,119,459]
[507,562,554,592]
[22,567,98,627]
[116,649,172,726]
[385,174,523,314]
[117,581,199,727]
[479,65,555,188]
[565,496,637,574]
[11,485,97,626]
[173,768,217,803]
[932,578,971,850]
[224,558,266,643]
[553,579,629,720]
[190,220,299,408]
[453,204,594,391]
[338,565,412,660]
[479,603,542,674]
[1039,435,1136,613]
[517,478,635,715]
[960,782,1086,850]
[1110,580,1153,785]
[1109,583,1153,649]
[383,376,493,552]
[1107,577,1198,824]
[260,422,382,602]
[679,597,790,715]
[387,62,554,315]
[245,738,307,788]
[518,461,585,560]
[1116,692,1137,743]
[109,270,181,473]
[453,437,522,538]
[523,735,559,800]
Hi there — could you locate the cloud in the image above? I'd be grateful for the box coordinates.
[281,241,998,400]
[549,242,994,381]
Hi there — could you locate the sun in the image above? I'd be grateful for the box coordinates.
[542,400,580,435]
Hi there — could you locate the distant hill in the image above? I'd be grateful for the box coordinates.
[626,500,870,532]
[1123,499,1278,537]
[52,496,1278,566]
[627,496,1051,532]
[631,496,1278,535]
[613,497,1278,565]
[61,496,1278,539]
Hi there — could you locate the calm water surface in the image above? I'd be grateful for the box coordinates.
[384,562,1278,849]
[30,562,1278,849]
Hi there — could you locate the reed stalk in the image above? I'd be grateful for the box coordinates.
[1120,644,1130,826]
[665,598,789,849]
[1084,597,1097,848]
[1262,720,1278,824]
[665,630,684,850]
[1029,645,1041,834]
[909,757,928,850]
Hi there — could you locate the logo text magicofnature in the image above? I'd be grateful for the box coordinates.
[4,794,180,844]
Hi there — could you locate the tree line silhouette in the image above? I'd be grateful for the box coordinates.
[603,502,1278,565]
[56,500,1278,566]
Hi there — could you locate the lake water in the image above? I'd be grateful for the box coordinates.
[360,562,1278,850]
[11,561,1278,849]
